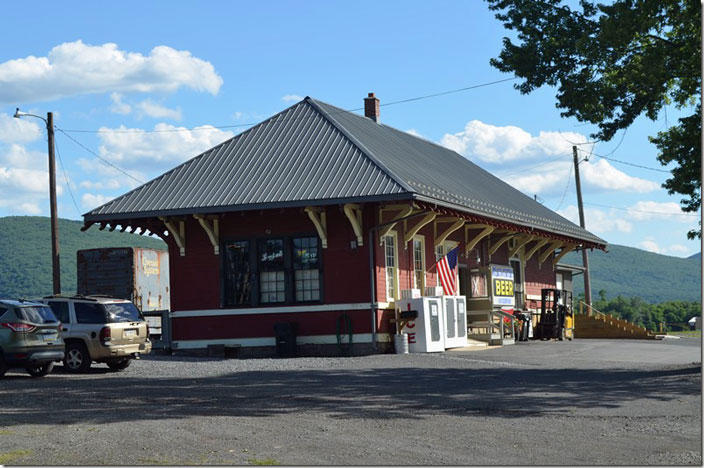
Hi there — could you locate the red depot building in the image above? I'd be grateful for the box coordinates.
[82,94,606,356]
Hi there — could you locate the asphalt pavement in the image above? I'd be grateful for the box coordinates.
[0,338,700,465]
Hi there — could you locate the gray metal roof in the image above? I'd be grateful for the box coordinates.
[85,96,606,246]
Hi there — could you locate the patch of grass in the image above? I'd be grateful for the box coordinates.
[0,430,15,435]
[247,458,281,466]
[0,449,32,464]
[669,330,701,337]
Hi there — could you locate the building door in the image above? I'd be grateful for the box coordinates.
[458,265,469,297]
[510,258,524,309]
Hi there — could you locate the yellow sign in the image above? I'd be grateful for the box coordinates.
[493,278,514,297]
[142,256,160,276]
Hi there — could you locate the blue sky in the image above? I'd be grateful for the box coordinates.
[0,1,699,257]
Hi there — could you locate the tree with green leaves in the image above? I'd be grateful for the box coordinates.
[487,0,701,238]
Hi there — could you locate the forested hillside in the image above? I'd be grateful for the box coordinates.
[564,244,701,303]
[0,216,165,298]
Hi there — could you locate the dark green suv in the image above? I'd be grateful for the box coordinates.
[0,299,65,377]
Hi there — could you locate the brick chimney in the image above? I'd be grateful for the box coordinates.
[364,92,380,123]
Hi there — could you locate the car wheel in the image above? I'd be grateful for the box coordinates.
[26,362,55,377]
[107,359,131,371]
[63,342,92,373]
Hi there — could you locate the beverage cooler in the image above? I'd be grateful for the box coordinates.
[443,295,467,349]
[397,297,445,353]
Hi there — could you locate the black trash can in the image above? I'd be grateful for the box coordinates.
[274,322,297,358]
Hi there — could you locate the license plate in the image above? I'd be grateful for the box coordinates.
[125,329,137,337]
[42,333,57,342]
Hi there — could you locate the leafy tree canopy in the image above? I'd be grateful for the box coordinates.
[487,0,701,238]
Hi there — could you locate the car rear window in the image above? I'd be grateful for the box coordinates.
[75,302,107,324]
[16,306,58,324]
[103,303,143,323]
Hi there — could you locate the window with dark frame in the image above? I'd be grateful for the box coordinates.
[224,241,251,306]
[293,237,320,301]
[259,239,286,303]
[223,235,322,307]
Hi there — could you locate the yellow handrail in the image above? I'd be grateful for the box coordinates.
[578,300,608,319]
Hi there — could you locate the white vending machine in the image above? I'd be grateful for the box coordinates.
[443,295,468,349]
[397,297,445,353]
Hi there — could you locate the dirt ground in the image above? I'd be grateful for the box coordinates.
[0,338,700,465]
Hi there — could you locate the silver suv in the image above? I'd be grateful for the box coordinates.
[42,295,151,372]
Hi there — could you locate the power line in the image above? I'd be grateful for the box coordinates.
[53,135,82,216]
[584,201,700,217]
[583,149,671,173]
[56,128,144,184]
[57,77,519,135]
[554,163,573,211]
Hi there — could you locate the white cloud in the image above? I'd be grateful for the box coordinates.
[0,113,43,143]
[557,205,632,234]
[79,179,121,190]
[136,100,182,120]
[624,200,696,222]
[440,120,588,163]
[95,123,234,172]
[109,93,131,115]
[81,193,114,211]
[282,94,303,103]
[639,237,695,257]
[405,129,427,139]
[638,238,662,254]
[667,244,691,255]
[0,143,65,215]
[0,40,223,104]
[580,159,659,193]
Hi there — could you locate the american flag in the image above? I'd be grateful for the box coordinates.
[437,246,459,296]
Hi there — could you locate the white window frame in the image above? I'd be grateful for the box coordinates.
[383,231,399,302]
[412,235,426,292]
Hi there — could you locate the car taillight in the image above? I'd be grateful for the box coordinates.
[0,323,37,333]
[99,326,111,344]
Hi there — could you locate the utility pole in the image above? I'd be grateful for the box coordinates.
[14,109,60,294]
[573,145,591,312]
[47,112,61,295]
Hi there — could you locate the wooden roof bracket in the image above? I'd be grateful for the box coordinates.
[378,204,414,244]
[159,216,186,256]
[488,232,516,255]
[464,224,494,255]
[434,217,465,248]
[539,241,564,264]
[304,206,328,248]
[403,211,436,246]
[553,243,577,265]
[193,214,220,255]
[80,221,95,232]
[343,203,364,246]
[508,234,535,258]
[524,238,550,262]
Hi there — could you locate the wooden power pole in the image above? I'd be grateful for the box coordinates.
[572,146,592,311]
[47,112,61,295]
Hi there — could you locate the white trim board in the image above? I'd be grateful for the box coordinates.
[173,333,375,349]
[171,302,393,318]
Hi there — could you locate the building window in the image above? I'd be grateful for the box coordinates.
[413,236,425,291]
[259,239,286,303]
[384,233,398,301]
[223,235,322,307]
[224,241,251,306]
[293,237,320,301]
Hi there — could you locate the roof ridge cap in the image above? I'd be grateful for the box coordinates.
[305,98,413,193]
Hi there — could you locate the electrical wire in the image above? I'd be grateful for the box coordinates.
[554,163,573,211]
[56,128,144,184]
[53,135,82,216]
[583,149,671,173]
[584,201,700,217]
[57,77,519,134]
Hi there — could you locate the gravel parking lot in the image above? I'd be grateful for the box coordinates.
[0,338,700,465]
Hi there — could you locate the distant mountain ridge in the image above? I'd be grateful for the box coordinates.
[689,252,701,260]
[563,243,701,303]
[0,216,165,299]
